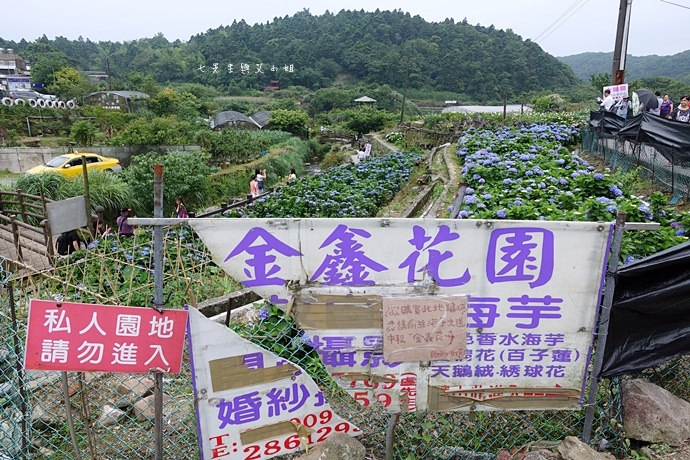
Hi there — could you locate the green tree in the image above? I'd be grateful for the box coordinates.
[109,116,196,146]
[148,87,180,116]
[122,150,215,215]
[590,73,611,93]
[267,109,310,138]
[343,107,396,135]
[305,88,355,117]
[70,121,98,146]
[49,66,95,101]
[80,106,131,139]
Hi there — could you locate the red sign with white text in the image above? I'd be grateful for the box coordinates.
[24,299,188,373]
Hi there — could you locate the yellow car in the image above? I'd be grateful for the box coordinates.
[26,152,123,178]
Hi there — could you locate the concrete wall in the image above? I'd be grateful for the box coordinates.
[0,145,201,173]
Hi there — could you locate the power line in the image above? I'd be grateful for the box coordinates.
[660,0,690,10]
[533,0,582,42]
[534,0,591,43]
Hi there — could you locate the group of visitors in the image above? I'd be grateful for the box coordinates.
[249,168,266,197]
[600,89,689,123]
[249,168,299,197]
[56,197,192,256]
[667,95,690,123]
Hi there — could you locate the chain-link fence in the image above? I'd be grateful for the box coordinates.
[2,232,689,459]
[583,128,690,200]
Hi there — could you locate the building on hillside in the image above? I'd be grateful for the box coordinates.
[212,111,270,131]
[84,90,149,112]
[83,71,109,84]
[0,48,31,91]
[265,80,280,91]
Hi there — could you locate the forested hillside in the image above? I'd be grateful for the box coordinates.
[1,9,578,100]
[559,51,690,82]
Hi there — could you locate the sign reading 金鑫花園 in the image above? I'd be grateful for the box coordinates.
[188,217,611,412]
[23,300,187,373]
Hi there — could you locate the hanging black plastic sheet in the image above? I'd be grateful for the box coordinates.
[589,110,626,134]
[599,241,690,377]
[590,112,690,163]
[615,113,642,140]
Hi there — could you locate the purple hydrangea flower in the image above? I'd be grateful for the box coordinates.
[496,209,507,218]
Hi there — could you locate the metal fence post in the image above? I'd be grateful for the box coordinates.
[153,164,165,460]
[583,212,627,443]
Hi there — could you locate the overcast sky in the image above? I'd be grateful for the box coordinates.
[2,0,687,57]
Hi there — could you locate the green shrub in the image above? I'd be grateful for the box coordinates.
[15,170,134,226]
[208,138,313,200]
[70,120,98,146]
[320,150,351,170]
[122,150,215,216]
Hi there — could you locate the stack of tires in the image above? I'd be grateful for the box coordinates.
[0,97,77,109]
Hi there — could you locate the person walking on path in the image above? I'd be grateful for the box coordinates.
[249,177,259,197]
[175,196,189,218]
[117,207,136,237]
[255,169,266,193]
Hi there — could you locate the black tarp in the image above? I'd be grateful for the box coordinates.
[589,110,626,134]
[599,241,690,377]
[590,111,690,163]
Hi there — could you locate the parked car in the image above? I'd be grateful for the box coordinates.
[9,90,56,100]
[26,153,123,178]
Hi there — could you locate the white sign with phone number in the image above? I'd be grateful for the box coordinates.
[187,307,361,460]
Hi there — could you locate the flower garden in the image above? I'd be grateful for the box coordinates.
[225,151,420,218]
[453,122,689,262]
[27,119,690,310]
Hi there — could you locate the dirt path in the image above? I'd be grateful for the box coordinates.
[369,133,398,152]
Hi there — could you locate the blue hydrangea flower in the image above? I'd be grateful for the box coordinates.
[609,185,623,197]
[496,209,507,218]
[258,306,270,320]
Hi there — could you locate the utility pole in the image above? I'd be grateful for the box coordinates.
[611,0,633,85]
[106,58,113,90]
[399,59,410,124]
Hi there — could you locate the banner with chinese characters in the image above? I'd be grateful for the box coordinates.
[24,300,187,373]
[188,218,612,411]
[187,306,361,460]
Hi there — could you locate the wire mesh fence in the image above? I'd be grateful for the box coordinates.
[1,228,689,459]
[583,128,690,200]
